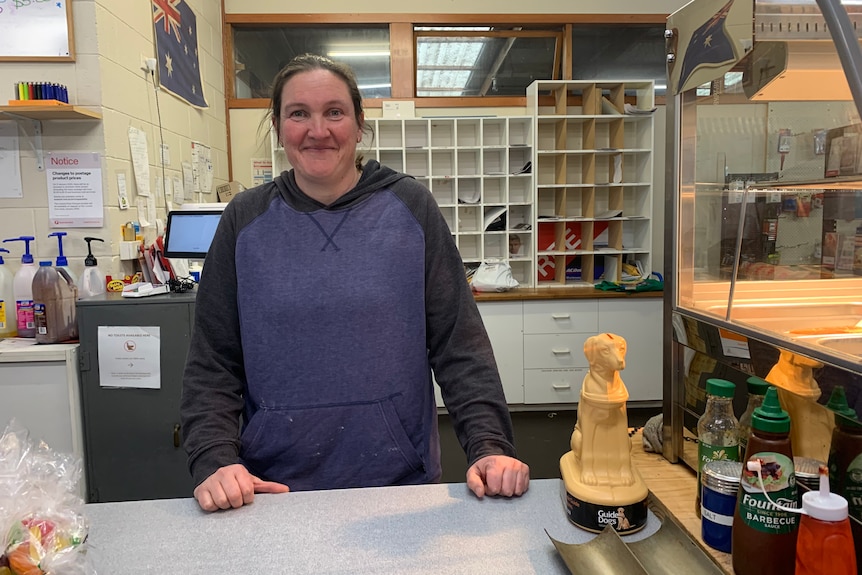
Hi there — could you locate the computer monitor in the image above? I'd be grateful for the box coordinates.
[163,210,223,259]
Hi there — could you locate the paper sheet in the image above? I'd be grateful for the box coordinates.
[172,174,184,205]
[46,152,104,227]
[182,161,194,202]
[97,326,161,389]
[128,127,151,197]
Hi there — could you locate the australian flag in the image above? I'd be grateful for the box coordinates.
[677,0,737,92]
[153,0,208,108]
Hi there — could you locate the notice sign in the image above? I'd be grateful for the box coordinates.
[46,152,104,228]
[97,326,161,389]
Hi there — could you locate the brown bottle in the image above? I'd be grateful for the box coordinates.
[732,387,799,575]
[826,386,862,572]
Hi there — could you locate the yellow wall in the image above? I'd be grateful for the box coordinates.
[0,0,226,279]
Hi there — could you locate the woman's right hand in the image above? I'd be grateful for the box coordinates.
[193,464,290,512]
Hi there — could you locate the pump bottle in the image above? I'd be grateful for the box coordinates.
[47,231,76,286]
[0,248,16,338]
[2,236,38,337]
[78,237,106,299]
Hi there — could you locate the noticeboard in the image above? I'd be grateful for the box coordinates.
[0,0,74,61]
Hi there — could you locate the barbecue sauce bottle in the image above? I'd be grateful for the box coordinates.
[732,387,799,575]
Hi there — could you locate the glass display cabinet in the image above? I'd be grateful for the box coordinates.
[664,0,862,555]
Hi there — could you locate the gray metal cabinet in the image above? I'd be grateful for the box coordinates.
[77,292,195,502]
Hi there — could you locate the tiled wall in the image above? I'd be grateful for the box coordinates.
[0,0,226,280]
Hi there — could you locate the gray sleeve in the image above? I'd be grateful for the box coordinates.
[179,187,275,487]
[391,179,517,465]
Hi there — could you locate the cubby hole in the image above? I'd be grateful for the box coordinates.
[457,149,480,176]
[378,121,403,148]
[457,233,481,259]
[405,150,429,177]
[380,150,403,173]
[404,120,429,148]
[457,119,480,147]
[431,150,455,176]
[457,178,481,204]
[483,177,505,204]
[509,176,531,204]
[430,178,455,205]
[430,120,455,147]
[482,118,506,147]
[483,149,506,175]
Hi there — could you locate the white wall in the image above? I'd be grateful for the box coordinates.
[0,0,226,281]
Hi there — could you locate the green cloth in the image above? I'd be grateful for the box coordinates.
[594,279,664,292]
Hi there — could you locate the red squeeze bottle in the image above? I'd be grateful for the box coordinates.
[795,466,856,575]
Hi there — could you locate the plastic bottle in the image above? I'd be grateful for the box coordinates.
[32,261,78,344]
[795,466,856,575]
[825,385,862,570]
[47,231,76,286]
[3,236,37,338]
[696,378,739,513]
[0,248,16,338]
[732,386,799,575]
[78,237,106,299]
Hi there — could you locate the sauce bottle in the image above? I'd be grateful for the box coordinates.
[826,385,862,571]
[697,378,739,514]
[738,376,770,454]
[732,386,799,575]
[795,465,856,575]
[32,261,78,344]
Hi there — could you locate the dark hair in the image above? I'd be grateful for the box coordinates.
[269,53,370,169]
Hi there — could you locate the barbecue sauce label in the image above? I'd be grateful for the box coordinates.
[738,452,798,534]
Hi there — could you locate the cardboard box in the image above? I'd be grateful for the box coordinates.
[216,181,246,202]
[824,124,862,177]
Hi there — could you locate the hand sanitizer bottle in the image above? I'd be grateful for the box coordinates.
[79,237,106,299]
[2,236,38,338]
[0,248,16,338]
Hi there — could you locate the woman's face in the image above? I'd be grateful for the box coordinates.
[277,69,363,189]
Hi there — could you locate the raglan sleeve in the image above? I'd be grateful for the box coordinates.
[180,204,247,487]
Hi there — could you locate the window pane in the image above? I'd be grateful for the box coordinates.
[416,33,557,97]
[233,26,391,99]
[570,25,667,95]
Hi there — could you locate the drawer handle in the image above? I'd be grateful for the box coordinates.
[552,348,571,355]
[551,313,571,320]
[552,383,572,390]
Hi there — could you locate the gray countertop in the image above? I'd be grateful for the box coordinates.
[84,478,659,574]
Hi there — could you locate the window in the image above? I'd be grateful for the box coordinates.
[233,25,391,99]
[415,27,561,97]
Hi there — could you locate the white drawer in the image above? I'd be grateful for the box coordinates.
[523,300,598,334]
[524,333,591,369]
[524,368,585,404]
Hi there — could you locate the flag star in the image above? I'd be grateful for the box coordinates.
[704,35,712,47]
[192,85,196,95]
[165,53,173,77]
[185,44,188,55]
[189,25,193,36]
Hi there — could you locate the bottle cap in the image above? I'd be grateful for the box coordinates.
[706,378,735,398]
[746,376,771,396]
[39,261,52,267]
[802,466,849,522]
[826,386,862,429]
[751,387,790,433]
[0,247,7,265]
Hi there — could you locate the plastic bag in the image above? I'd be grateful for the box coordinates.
[471,260,520,292]
[0,420,91,575]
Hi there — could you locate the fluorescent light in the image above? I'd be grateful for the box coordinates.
[358,83,391,90]
[328,50,390,58]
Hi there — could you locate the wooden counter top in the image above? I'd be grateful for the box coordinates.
[474,287,664,302]
[631,430,733,574]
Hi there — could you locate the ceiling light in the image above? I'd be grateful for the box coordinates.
[328,50,390,58]
[358,83,392,90]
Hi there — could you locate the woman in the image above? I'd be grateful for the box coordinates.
[181,54,529,512]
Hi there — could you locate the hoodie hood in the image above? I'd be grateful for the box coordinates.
[273,160,410,213]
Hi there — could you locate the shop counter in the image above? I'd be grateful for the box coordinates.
[85,478,662,574]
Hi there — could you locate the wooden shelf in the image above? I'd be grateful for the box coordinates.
[0,104,101,120]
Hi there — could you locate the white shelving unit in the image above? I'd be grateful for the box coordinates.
[272,116,536,285]
[527,80,655,287]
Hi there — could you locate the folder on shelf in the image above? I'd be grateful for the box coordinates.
[484,206,507,231]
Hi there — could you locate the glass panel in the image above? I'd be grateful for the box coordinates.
[233,26,391,99]
[570,25,667,95]
[416,31,557,97]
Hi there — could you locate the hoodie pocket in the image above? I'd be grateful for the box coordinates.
[240,395,426,490]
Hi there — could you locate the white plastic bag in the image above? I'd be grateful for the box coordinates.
[471,260,520,292]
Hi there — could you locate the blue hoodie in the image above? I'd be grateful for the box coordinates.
[181,161,517,491]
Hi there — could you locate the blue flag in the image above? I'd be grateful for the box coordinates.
[153,0,208,108]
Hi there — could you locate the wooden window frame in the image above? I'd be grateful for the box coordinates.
[223,13,667,110]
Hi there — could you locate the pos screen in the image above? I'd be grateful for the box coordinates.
[163,210,223,259]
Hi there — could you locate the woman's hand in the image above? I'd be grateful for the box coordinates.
[194,464,290,512]
[465,455,530,498]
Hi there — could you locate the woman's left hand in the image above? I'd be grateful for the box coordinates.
[466,455,530,498]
